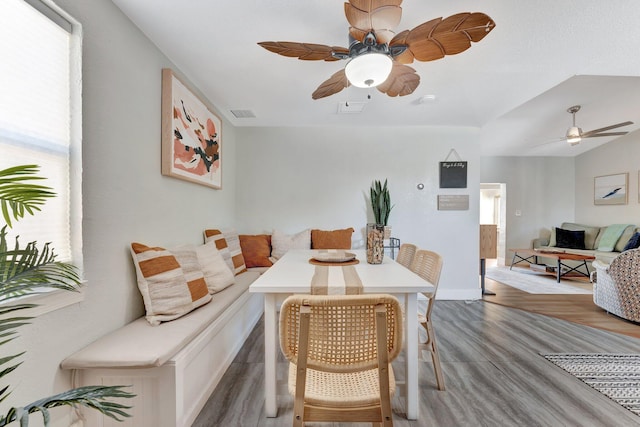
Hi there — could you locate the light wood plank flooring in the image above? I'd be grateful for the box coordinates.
[483,272,640,339]
[193,299,640,426]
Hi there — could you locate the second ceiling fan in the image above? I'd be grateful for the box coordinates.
[258,0,496,100]
[562,105,633,146]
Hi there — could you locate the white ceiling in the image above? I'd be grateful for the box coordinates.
[109,0,640,157]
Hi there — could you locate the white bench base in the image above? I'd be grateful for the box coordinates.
[72,291,264,427]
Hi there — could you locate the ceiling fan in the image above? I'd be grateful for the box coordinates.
[258,0,496,100]
[563,105,633,146]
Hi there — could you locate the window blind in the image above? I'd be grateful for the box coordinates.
[0,0,72,261]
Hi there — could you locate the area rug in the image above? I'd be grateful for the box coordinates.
[486,266,592,294]
[542,353,640,416]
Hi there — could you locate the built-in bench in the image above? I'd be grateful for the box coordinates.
[61,270,263,427]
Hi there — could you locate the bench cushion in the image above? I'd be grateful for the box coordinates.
[61,271,260,369]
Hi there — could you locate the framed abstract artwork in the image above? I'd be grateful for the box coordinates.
[161,68,222,189]
[594,172,628,205]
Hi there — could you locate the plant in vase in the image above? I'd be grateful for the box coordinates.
[368,179,394,264]
[0,165,133,426]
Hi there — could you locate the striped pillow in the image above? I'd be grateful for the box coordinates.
[204,229,247,275]
[131,243,212,326]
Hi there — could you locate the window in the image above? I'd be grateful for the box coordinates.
[0,0,83,313]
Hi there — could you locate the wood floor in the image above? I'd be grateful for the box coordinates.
[193,296,640,426]
[483,272,640,339]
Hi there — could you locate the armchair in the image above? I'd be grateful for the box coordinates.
[591,248,640,322]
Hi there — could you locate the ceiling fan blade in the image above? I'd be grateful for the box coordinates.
[581,121,633,137]
[400,12,496,62]
[377,63,419,97]
[583,131,629,138]
[312,69,349,100]
[258,42,348,61]
[345,0,402,44]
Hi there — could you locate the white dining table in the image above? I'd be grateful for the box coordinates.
[249,249,435,420]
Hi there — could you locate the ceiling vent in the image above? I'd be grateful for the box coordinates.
[338,101,367,114]
[230,109,256,118]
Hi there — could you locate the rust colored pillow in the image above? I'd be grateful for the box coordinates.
[239,234,273,268]
[311,228,355,250]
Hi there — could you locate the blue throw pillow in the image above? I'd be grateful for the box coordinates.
[555,228,586,249]
[623,232,640,251]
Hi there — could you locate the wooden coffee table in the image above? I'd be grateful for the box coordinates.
[509,248,595,283]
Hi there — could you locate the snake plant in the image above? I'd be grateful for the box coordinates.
[0,165,133,426]
[370,179,393,226]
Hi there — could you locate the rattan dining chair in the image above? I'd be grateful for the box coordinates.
[396,243,417,269]
[279,294,403,427]
[410,249,446,391]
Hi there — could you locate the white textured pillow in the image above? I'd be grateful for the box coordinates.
[196,241,235,293]
[271,229,311,259]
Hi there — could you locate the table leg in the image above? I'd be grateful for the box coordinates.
[556,259,561,283]
[264,293,278,417]
[405,293,418,420]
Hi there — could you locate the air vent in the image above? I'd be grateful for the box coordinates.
[338,101,367,114]
[230,109,256,118]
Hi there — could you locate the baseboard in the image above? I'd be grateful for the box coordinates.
[437,288,482,300]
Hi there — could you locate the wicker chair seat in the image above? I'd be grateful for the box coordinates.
[288,363,396,407]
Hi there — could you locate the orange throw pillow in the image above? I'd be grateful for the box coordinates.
[311,228,355,249]
[239,234,273,268]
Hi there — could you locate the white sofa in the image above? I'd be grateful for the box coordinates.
[532,222,640,265]
[61,270,263,427]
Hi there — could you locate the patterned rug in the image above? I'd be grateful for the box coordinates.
[486,266,592,294]
[542,353,640,416]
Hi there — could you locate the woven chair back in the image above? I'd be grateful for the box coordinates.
[410,249,443,297]
[279,294,403,373]
[397,243,418,269]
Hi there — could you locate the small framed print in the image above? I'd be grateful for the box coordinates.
[594,173,627,205]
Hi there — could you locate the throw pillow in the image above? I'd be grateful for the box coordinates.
[204,229,247,275]
[623,232,640,251]
[311,227,355,249]
[130,242,212,326]
[196,241,235,292]
[271,228,311,259]
[554,228,586,250]
[239,234,273,268]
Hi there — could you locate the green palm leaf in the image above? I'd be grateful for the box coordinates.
[0,227,80,301]
[0,386,134,426]
[0,166,56,228]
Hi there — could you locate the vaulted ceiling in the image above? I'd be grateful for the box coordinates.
[110,0,640,157]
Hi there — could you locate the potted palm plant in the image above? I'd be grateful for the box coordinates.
[0,164,133,426]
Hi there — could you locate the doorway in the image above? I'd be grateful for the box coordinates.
[480,183,506,266]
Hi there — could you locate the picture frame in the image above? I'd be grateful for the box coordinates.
[161,68,222,189]
[439,161,467,188]
[594,172,628,205]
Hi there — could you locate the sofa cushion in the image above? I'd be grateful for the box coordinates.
[555,228,586,249]
[130,243,212,326]
[311,228,355,249]
[204,229,247,275]
[552,223,601,250]
[271,228,311,259]
[239,234,273,268]
[195,241,235,293]
[615,226,640,252]
[597,224,632,252]
[623,232,640,251]
[60,270,260,369]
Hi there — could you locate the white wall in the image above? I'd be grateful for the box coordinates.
[480,157,576,259]
[236,126,482,300]
[5,1,237,424]
[575,133,640,225]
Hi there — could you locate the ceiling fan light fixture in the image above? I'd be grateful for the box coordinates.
[566,126,582,144]
[344,53,392,88]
